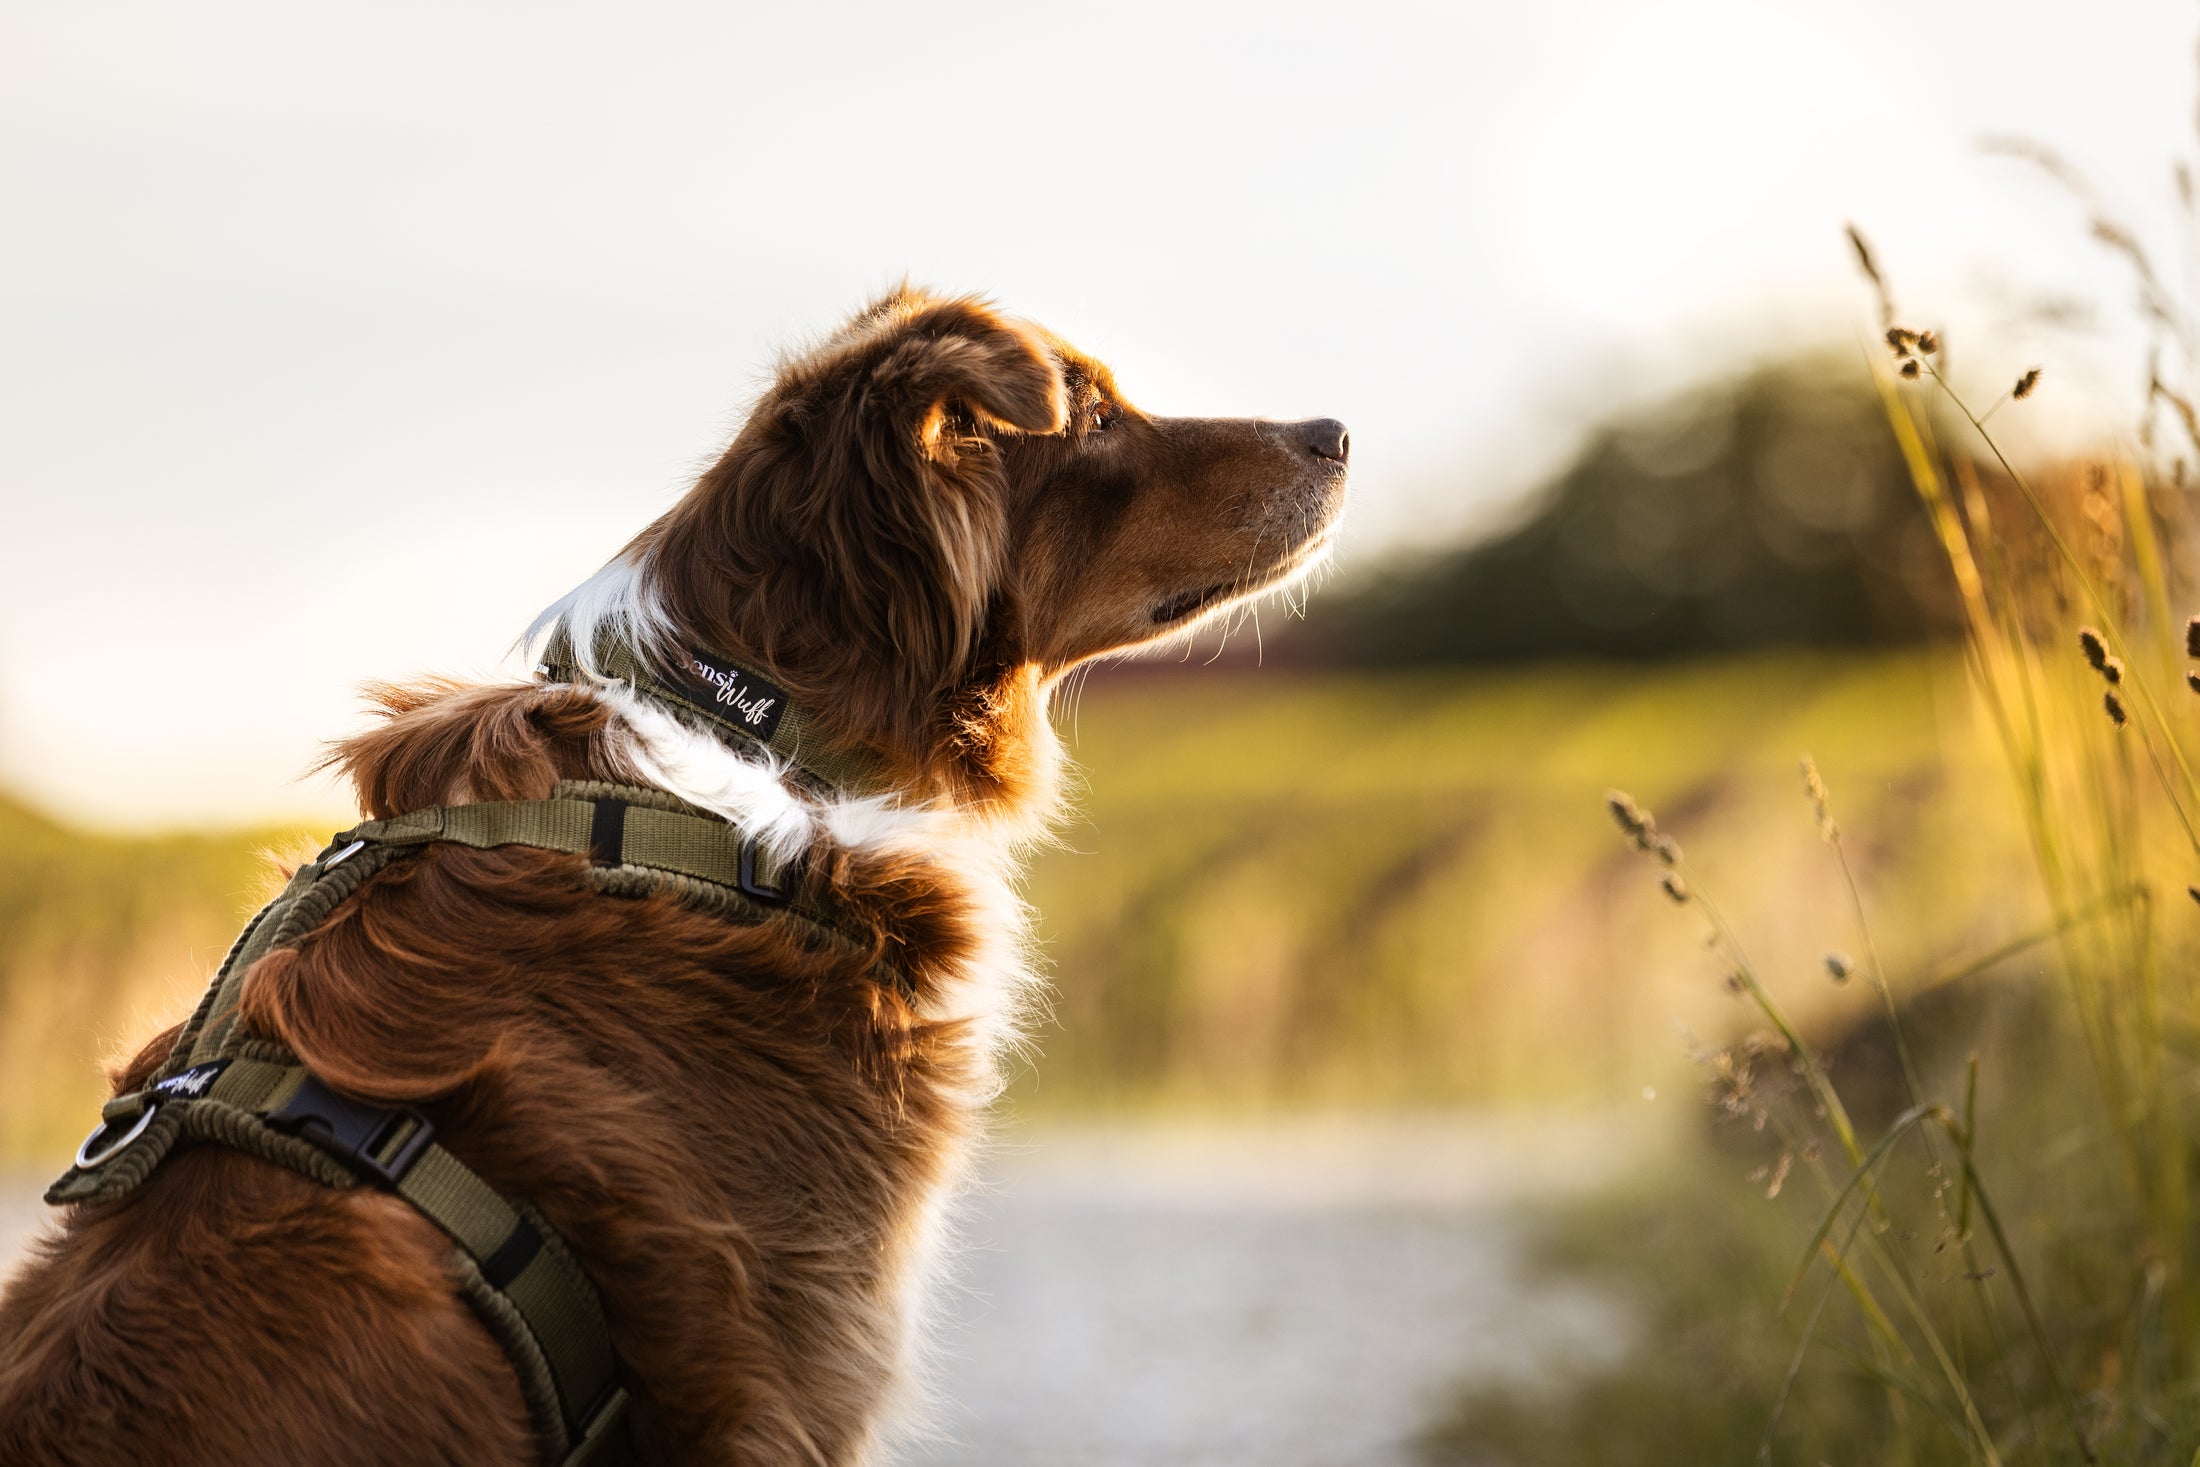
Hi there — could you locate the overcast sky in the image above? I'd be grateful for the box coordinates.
[4,0,2196,827]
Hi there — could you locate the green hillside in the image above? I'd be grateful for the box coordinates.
[0,793,307,1158]
[0,655,2033,1159]
[1024,652,2033,1109]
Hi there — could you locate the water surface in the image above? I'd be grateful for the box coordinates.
[3,1112,1632,1466]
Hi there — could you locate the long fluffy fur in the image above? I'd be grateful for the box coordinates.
[0,285,1347,1466]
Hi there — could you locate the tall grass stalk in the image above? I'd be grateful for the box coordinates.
[1602,233,2200,1461]
[1611,791,2088,1463]
[1910,356,2192,1269]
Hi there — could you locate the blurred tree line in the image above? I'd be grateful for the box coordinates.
[1305,356,1965,663]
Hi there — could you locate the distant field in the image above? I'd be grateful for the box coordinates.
[0,654,2038,1162]
[0,797,307,1160]
[1025,652,2033,1110]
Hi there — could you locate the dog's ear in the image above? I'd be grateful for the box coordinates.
[860,288,1069,449]
[778,291,1065,687]
[669,291,1068,730]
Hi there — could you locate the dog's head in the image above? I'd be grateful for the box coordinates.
[629,286,1348,798]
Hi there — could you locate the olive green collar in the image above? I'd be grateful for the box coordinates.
[538,630,891,798]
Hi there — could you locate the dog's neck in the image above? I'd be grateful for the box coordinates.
[540,627,896,800]
[532,554,1069,838]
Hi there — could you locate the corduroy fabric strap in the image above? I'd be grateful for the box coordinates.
[44,827,635,1467]
[539,629,892,797]
[194,1056,627,1464]
[331,781,857,939]
[177,838,406,1070]
[41,774,881,1466]
[56,1053,628,1466]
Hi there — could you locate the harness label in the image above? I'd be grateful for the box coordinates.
[154,1059,231,1100]
[659,645,789,744]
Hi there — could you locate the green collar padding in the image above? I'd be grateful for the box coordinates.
[539,629,893,798]
[42,778,873,1467]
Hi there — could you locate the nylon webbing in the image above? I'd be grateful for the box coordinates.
[335,785,857,939]
[349,792,781,888]
[397,1146,622,1454]
[44,822,646,1466]
[53,1058,628,1464]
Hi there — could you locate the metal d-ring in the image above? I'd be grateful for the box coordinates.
[321,838,368,872]
[75,1102,157,1170]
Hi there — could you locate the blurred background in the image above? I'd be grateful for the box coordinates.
[7,3,2200,1463]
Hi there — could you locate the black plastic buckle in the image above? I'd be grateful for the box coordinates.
[266,1073,435,1187]
[737,835,785,904]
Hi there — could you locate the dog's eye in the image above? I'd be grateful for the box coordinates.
[1088,403,1114,433]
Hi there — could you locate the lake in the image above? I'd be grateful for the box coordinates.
[3,1110,1634,1466]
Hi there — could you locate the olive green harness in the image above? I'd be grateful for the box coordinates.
[47,635,882,1467]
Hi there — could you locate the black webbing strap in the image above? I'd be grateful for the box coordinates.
[588,798,627,867]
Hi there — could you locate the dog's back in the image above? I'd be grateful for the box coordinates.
[0,287,1349,1463]
[1,676,986,1464]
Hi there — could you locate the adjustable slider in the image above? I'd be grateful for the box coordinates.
[738,835,785,904]
[564,1383,632,1467]
[266,1073,435,1188]
[588,798,628,868]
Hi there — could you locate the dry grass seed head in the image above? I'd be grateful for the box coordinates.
[1800,755,1837,841]
[2077,626,2126,687]
[2105,689,2130,726]
[1607,790,1677,863]
[2014,367,2043,399]
[1606,790,1653,843]
[1702,1046,1772,1131]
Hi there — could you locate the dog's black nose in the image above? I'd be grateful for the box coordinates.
[1297,418,1349,464]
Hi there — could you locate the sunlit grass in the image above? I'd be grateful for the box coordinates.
[0,794,301,1159]
[1429,235,2200,1464]
[0,652,2039,1160]
[1028,650,2030,1111]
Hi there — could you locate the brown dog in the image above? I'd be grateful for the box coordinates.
[0,287,1348,1464]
